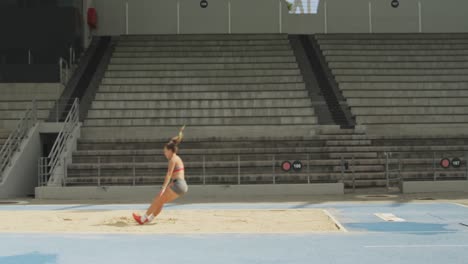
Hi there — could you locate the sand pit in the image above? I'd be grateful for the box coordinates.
[0,209,340,234]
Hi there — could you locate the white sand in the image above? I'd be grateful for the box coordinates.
[0,209,339,234]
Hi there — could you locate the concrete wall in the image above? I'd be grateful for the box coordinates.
[91,0,468,35]
[35,183,344,200]
[403,181,468,194]
[0,124,41,199]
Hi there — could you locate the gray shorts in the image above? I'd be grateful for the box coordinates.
[170,178,188,196]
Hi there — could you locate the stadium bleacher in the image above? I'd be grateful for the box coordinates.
[316,33,468,136]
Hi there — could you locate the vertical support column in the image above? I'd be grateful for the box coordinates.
[418,1,422,33]
[125,2,129,35]
[324,1,328,33]
[177,0,180,34]
[368,1,373,33]
[279,0,282,33]
[28,49,31,65]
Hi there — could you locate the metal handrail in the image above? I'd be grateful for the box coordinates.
[38,98,79,186]
[384,151,468,183]
[0,100,37,180]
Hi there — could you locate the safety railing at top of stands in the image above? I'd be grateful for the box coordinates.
[38,98,79,187]
[383,151,468,183]
[0,100,38,180]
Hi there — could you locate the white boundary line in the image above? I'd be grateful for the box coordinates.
[451,202,468,208]
[323,209,348,233]
[365,245,468,248]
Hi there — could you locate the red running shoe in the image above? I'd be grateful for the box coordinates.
[132,213,148,225]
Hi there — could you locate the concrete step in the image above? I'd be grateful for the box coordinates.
[107,63,299,71]
[90,99,312,109]
[83,116,318,127]
[329,61,468,69]
[315,34,468,40]
[101,76,303,85]
[81,125,317,139]
[0,101,55,110]
[352,106,468,115]
[326,55,468,62]
[356,115,468,124]
[72,145,384,157]
[70,154,331,164]
[112,50,294,57]
[325,140,372,146]
[0,94,62,101]
[93,90,308,101]
[333,68,468,76]
[104,69,301,78]
[343,90,468,98]
[110,56,296,64]
[76,139,325,151]
[87,108,315,119]
[98,83,306,92]
[0,83,63,94]
[348,98,468,106]
[320,44,468,50]
[318,39,468,45]
[117,39,290,46]
[319,127,365,135]
[339,82,468,90]
[336,75,468,82]
[0,110,49,119]
[119,34,288,41]
[0,120,21,129]
[332,165,384,172]
[114,45,291,52]
[323,49,468,56]
[329,152,378,159]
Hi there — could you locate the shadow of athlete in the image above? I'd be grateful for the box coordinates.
[133,126,188,225]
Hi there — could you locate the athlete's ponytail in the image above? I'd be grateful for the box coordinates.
[165,125,185,153]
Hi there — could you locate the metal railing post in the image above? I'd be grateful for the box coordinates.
[132,156,136,186]
[202,155,206,185]
[97,156,101,187]
[433,152,436,181]
[307,153,310,184]
[340,155,344,182]
[385,152,389,189]
[352,156,355,191]
[237,154,241,185]
[272,154,276,184]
